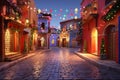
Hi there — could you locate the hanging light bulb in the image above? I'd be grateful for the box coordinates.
[75,8,78,14]
[38,9,41,13]
[74,16,78,19]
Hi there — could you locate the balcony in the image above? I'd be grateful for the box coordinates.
[81,0,98,22]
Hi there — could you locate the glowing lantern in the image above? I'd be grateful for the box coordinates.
[66,9,69,12]
[60,9,63,12]
[49,9,53,13]
[52,39,54,44]
[75,8,78,14]
[38,9,41,13]
[45,9,48,11]
[63,15,66,17]
[63,17,65,20]
[74,16,78,19]
[54,10,57,12]
[60,17,62,19]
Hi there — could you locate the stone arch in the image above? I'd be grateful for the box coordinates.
[91,27,98,55]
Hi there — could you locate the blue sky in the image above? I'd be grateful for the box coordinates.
[34,0,82,29]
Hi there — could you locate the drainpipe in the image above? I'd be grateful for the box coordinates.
[118,16,120,64]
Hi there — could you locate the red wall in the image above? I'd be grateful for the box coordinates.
[81,0,119,63]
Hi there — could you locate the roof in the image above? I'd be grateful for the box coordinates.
[60,18,82,24]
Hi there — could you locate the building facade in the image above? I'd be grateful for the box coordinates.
[0,0,38,61]
[80,0,120,63]
[49,28,59,47]
[37,13,52,49]
[59,19,81,47]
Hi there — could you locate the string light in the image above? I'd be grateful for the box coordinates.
[75,8,78,14]
[38,8,80,21]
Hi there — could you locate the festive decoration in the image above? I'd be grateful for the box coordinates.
[100,39,107,60]
[74,16,78,19]
[75,8,78,14]
[103,0,120,21]
[38,9,41,13]
[37,8,80,21]
[60,9,63,12]
[49,9,53,13]
[66,9,69,12]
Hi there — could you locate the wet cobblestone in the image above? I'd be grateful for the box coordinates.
[0,48,120,80]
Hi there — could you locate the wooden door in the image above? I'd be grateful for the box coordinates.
[107,27,116,60]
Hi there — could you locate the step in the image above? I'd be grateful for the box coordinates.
[5,53,26,62]
[6,53,22,58]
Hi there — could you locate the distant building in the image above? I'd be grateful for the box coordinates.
[49,28,59,47]
[37,12,52,49]
[59,18,81,47]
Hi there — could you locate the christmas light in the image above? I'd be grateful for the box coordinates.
[74,16,78,19]
[75,8,78,14]
[60,9,63,12]
[66,9,69,12]
[63,17,65,20]
[38,9,41,13]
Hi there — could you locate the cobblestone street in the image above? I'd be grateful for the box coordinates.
[0,47,120,80]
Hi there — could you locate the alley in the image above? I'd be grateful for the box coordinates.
[0,48,120,80]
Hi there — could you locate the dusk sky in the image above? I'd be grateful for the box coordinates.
[34,0,82,29]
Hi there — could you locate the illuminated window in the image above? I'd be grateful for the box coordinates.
[40,37,45,47]
[52,39,54,44]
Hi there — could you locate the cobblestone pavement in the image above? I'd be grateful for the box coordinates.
[0,47,120,80]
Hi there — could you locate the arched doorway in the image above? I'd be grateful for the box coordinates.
[62,38,67,47]
[104,25,116,60]
[91,28,98,55]
[57,37,60,47]
[5,29,19,55]
[5,29,10,54]
[40,37,45,47]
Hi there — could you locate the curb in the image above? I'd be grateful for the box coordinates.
[0,53,35,72]
[0,49,50,72]
[74,51,120,73]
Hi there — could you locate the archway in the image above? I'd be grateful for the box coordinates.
[104,25,116,60]
[5,29,19,55]
[5,29,10,54]
[40,37,45,47]
[91,28,98,55]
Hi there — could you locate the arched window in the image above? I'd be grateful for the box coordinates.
[41,22,45,30]
[105,0,112,5]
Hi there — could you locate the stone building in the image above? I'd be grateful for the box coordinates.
[0,0,38,61]
[37,13,52,49]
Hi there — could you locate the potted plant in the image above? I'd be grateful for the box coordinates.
[100,38,107,60]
